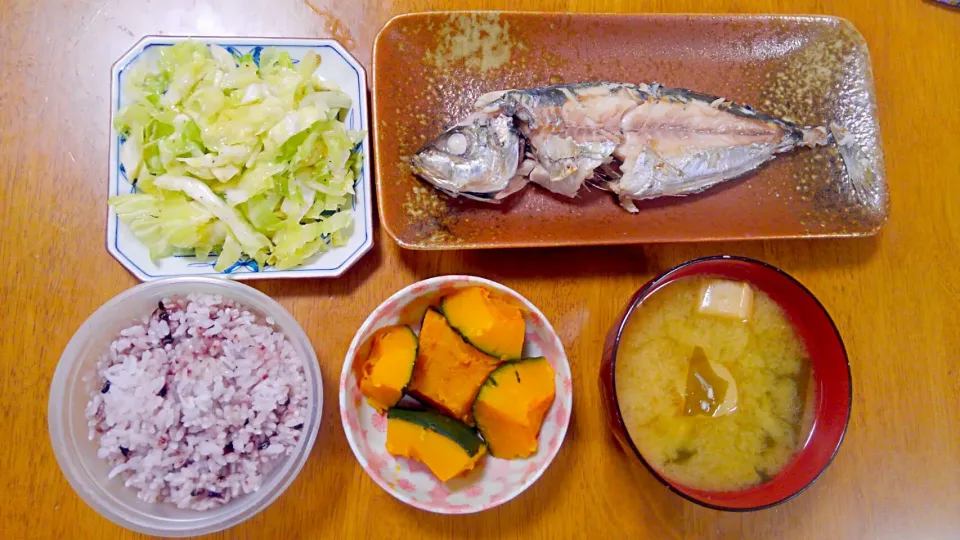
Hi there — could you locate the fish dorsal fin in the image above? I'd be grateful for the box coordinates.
[474,90,512,109]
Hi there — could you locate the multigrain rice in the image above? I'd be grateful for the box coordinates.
[85,293,307,510]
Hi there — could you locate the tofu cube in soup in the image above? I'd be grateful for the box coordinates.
[698,280,755,320]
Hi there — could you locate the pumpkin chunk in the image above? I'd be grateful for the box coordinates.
[359,325,419,412]
[386,408,487,482]
[441,286,525,360]
[407,309,504,425]
[473,357,556,459]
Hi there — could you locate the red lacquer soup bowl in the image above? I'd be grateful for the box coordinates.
[599,256,851,511]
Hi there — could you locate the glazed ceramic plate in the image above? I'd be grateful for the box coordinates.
[339,276,572,513]
[372,13,888,249]
[108,36,373,281]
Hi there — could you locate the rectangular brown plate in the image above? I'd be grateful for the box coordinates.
[372,12,887,249]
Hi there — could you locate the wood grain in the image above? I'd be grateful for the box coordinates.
[1,0,957,538]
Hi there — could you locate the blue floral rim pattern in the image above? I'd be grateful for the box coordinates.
[109,38,371,279]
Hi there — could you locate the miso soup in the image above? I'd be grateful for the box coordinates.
[615,276,814,492]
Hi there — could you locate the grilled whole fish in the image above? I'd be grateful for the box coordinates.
[411,82,874,212]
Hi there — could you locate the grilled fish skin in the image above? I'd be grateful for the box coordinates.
[410,114,522,202]
[413,82,867,212]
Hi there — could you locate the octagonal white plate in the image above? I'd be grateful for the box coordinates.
[107,36,372,281]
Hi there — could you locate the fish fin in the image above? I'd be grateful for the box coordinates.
[528,163,583,198]
[495,156,533,199]
[594,157,623,183]
[494,175,530,200]
[609,147,661,199]
[560,87,582,107]
[474,90,510,109]
[637,82,662,98]
[618,196,640,213]
[800,126,830,147]
[830,123,882,207]
[515,158,537,177]
[588,179,615,192]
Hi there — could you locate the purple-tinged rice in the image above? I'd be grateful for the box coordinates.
[84,293,307,511]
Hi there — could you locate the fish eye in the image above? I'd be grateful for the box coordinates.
[444,132,469,156]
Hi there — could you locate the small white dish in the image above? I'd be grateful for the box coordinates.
[340,276,573,514]
[107,36,373,281]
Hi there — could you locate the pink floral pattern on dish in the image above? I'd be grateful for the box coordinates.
[367,448,389,472]
[427,482,449,501]
[405,459,432,476]
[486,456,513,481]
[339,276,573,514]
[345,408,361,436]
[410,283,430,295]
[553,403,570,428]
[371,411,387,433]
[548,433,561,454]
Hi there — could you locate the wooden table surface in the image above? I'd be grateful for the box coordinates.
[2,0,958,538]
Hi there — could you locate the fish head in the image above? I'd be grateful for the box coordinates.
[410,114,521,201]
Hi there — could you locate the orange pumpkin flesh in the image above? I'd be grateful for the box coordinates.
[441,287,525,360]
[385,408,486,482]
[359,326,418,412]
[472,357,557,459]
[407,309,504,425]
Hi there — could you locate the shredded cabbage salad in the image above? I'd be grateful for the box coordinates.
[110,41,365,271]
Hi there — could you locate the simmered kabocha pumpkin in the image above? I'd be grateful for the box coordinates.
[359,325,419,412]
[385,407,487,482]
[441,287,525,360]
[406,308,504,425]
[472,357,556,459]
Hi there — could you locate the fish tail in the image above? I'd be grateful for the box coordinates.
[788,123,880,207]
[827,123,882,207]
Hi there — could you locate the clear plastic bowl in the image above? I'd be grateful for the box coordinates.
[48,277,322,537]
